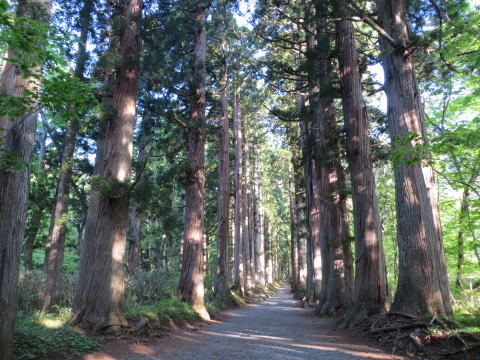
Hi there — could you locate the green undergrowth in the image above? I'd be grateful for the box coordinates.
[256,283,279,295]
[450,297,480,333]
[207,291,245,316]
[14,308,100,360]
[450,313,480,333]
[125,297,199,325]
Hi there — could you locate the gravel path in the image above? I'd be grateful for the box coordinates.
[84,285,403,360]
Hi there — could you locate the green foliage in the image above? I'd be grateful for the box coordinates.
[125,271,179,304]
[0,149,28,171]
[125,298,198,324]
[42,72,98,121]
[14,309,100,360]
[17,271,77,313]
[390,131,431,168]
[91,175,131,198]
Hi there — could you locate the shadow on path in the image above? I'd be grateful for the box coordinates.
[84,285,404,360]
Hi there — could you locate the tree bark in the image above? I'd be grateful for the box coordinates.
[301,120,321,305]
[43,0,93,304]
[127,112,151,274]
[242,138,254,293]
[213,40,231,298]
[23,120,47,271]
[127,202,141,273]
[338,166,354,308]
[178,4,210,321]
[253,149,265,287]
[293,149,307,298]
[335,4,388,325]
[375,0,452,316]
[311,0,345,315]
[233,87,245,294]
[264,215,274,284]
[0,0,50,357]
[456,188,469,288]
[73,0,142,330]
[43,1,93,307]
[247,150,256,288]
[289,173,298,292]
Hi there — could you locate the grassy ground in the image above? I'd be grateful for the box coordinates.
[14,308,100,360]
[450,289,480,333]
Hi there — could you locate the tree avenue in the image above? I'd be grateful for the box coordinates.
[0,0,479,359]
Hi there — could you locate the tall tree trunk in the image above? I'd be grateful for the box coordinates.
[253,149,265,287]
[127,111,151,274]
[164,186,176,272]
[312,0,345,315]
[375,0,452,316]
[336,4,388,325]
[0,0,50,357]
[289,173,298,292]
[178,4,210,321]
[294,98,309,300]
[23,120,48,271]
[301,120,321,305]
[264,215,273,284]
[233,88,245,294]
[242,139,254,292]
[456,188,469,288]
[213,40,230,298]
[293,158,307,298]
[73,0,142,329]
[339,166,354,308]
[127,203,141,273]
[43,0,93,308]
[247,155,256,288]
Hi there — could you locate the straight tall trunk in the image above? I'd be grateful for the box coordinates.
[127,203,141,273]
[178,4,210,321]
[0,0,50,357]
[264,215,273,284]
[72,0,142,329]
[339,166,354,307]
[247,158,256,287]
[43,0,93,309]
[375,0,452,316]
[336,4,388,324]
[292,100,309,299]
[233,88,245,294]
[253,150,265,287]
[164,187,176,271]
[294,171,307,298]
[289,173,298,292]
[301,120,321,305]
[243,142,254,292]
[312,0,345,315]
[456,188,469,287]
[23,121,47,271]
[212,37,230,298]
[127,112,152,274]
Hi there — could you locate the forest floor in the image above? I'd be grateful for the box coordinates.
[82,285,404,360]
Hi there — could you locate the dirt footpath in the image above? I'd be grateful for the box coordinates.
[84,285,404,360]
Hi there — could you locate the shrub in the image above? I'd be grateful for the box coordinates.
[124,270,179,305]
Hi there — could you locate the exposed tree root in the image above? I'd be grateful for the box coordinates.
[350,312,480,359]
